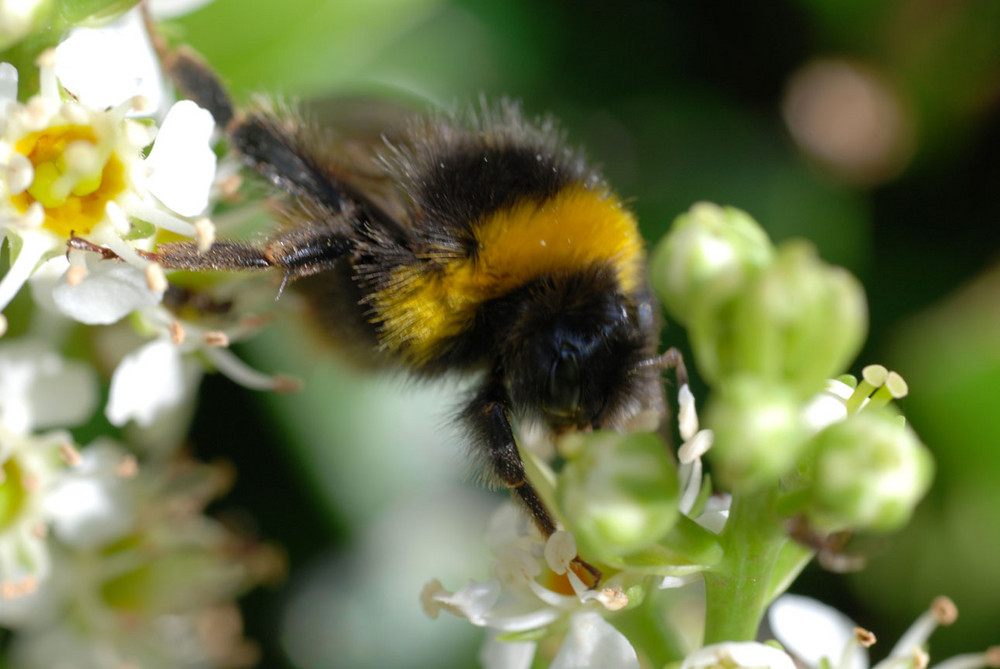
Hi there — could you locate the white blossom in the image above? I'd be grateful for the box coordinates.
[423,503,634,668]
[0,47,216,325]
[769,594,999,669]
[681,641,797,669]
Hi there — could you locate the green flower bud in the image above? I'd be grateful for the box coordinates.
[0,0,54,50]
[705,376,808,492]
[691,239,867,392]
[557,431,679,564]
[650,202,774,328]
[802,409,934,533]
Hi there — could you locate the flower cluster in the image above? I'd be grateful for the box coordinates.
[3,3,991,669]
[423,203,958,667]
[0,3,287,666]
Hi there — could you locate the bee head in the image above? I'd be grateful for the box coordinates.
[502,267,660,431]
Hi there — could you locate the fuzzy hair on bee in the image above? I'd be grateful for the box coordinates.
[142,45,684,586]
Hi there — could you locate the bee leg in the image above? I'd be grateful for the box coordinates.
[153,227,353,300]
[466,377,603,588]
[157,44,352,213]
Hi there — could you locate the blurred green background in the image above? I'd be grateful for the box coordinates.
[166,0,1000,667]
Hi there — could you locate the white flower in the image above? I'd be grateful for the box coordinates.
[42,440,139,550]
[0,338,96,613]
[0,425,74,611]
[769,594,1000,669]
[681,641,798,669]
[803,365,909,434]
[423,503,635,668]
[7,451,280,668]
[769,594,867,669]
[0,339,97,434]
[54,8,165,116]
[103,301,295,437]
[0,49,217,326]
[42,253,165,325]
[550,611,640,669]
[106,337,200,429]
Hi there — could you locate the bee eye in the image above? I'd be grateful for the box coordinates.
[545,345,582,419]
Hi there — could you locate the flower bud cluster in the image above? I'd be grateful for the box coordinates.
[651,203,932,534]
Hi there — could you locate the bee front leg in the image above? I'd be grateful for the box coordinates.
[464,376,602,588]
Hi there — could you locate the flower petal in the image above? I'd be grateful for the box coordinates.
[145,100,217,216]
[0,340,98,433]
[44,441,137,550]
[54,9,164,113]
[106,339,189,428]
[51,259,164,325]
[422,578,502,627]
[682,641,798,669]
[769,595,868,669]
[0,62,17,106]
[550,611,639,669]
[478,633,536,669]
[148,0,216,19]
[803,380,852,432]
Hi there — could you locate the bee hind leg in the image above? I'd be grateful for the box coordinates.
[464,376,603,589]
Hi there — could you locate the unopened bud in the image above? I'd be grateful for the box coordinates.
[557,431,679,563]
[692,240,867,392]
[706,376,807,492]
[650,202,774,328]
[802,408,933,533]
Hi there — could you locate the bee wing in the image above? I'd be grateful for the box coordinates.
[294,93,428,224]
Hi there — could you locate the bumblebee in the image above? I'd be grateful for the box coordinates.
[147,48,680,585]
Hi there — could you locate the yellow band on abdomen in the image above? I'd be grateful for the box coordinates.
[372,186,645,363]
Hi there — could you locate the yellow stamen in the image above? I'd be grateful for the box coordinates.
[10,125,127,237]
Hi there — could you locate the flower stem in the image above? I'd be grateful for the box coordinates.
[702,490,789,644]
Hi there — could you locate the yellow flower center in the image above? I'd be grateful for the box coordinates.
[10,124,127,237]
[0,458,27,530]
